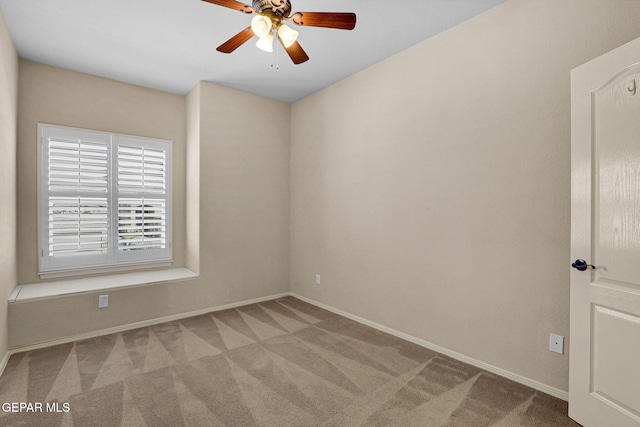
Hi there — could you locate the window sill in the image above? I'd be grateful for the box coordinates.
[38,260,173,280]
[9,267,197,303]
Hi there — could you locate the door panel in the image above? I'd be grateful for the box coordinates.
[570,37,640,427]
[594,69,640,287]
[592,303,640,416]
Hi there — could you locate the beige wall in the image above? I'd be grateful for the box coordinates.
[185,83,201,274]
[0,8,18,360]
[10,66,290,347]
[196,81,290,301]
[290,0,640,392]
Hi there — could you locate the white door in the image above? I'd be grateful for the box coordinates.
[570,37,640,427]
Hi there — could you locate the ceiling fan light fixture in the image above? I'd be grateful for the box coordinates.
[256,33,274,52]
[277,24,298,48]
[251,15,272,37]
[207,0,356,65]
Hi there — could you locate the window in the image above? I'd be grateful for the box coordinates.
[39,124,172,276]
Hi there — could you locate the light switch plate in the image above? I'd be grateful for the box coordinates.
[315,274,321,285]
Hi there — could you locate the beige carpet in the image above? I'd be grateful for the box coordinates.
[0,296,580,426]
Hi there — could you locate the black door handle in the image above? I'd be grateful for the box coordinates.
[571,259,596,271]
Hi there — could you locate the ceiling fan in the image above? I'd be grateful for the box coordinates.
[202,0,357,64]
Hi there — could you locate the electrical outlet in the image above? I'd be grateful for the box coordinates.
[549,334,564,354]
[315,274,321,286]
[98,294,109,309]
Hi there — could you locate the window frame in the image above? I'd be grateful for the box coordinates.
[37,123,173,278]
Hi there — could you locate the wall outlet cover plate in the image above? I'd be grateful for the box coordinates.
[549,333,564,354]
[98,294,109,309]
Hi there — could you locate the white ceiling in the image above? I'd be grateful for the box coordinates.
[0,0,506,104]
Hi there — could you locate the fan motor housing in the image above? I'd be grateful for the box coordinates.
[252,0,292,17]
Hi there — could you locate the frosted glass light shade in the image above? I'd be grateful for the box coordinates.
[277,24,298,48]
[256,34,274,52]
[251,15,272,37]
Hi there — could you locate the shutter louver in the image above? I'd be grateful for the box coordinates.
[49,138,108,192]
[118,199,166,251]
[48,197,109,256]
[118,145,166,194]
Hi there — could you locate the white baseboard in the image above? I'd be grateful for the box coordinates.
[289,292,569,402]
[8,292,290,354]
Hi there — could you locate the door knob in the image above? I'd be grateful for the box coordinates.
[571,259,596,271]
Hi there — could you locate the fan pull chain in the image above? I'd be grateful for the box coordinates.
[271,31,279,70]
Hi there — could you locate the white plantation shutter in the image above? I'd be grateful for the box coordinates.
[115,137,170,262]
[118,145,166,194]
[39,125,172,274]
[48,197,109,256]
[48,138,109,192]
[45,135,110,260]
[117,145,167,251]
[118,198,166,251]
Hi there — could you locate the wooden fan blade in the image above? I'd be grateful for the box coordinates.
[217,27,255,53]
[201,0,253,13]
[291,12,356,30]
[279,37,309,64]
